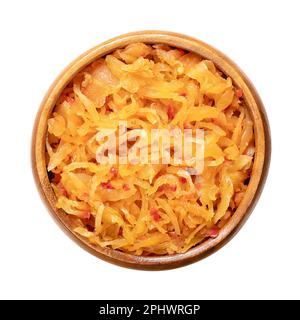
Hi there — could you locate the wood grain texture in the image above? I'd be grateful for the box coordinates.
[31,30,271,270]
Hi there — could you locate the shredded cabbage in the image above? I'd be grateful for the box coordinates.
[46,43,254,255]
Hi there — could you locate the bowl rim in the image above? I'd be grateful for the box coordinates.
[31,30,271,270]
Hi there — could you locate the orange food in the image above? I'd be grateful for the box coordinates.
[46,43,254,255]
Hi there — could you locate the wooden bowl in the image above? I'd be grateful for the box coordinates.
[32,31,271,270]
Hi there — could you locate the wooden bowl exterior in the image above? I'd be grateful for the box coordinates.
[32,31,271,270]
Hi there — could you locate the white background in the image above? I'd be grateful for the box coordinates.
[0,0,299,300]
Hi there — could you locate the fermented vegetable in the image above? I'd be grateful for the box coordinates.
[46,43,254,255]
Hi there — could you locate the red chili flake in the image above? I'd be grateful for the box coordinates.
[178,48,186,56]
[167,105,175,120]
[158,184,177,192]
[66,96,75,105]
[168,184,177,192]
[100,182,114,189]
[150,208,161,222]
[179,177,187,184]
[58,182,68,197]
[157,185,165,192]
[208,227,219,239]
[195,183,202,190]
[179,92,187,97]
[236,88,243,98]
[122,184,130,191]
[110,166,118,177]
[81,211,91,219]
